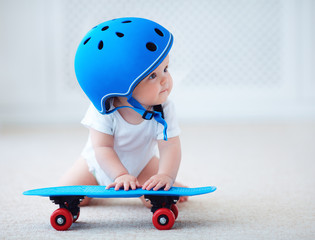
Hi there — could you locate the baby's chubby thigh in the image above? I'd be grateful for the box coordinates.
[58,156,98,206]
[137,156,159,185]
[137,156,159,208]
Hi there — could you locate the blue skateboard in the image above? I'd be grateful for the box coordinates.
[23,185,216,230]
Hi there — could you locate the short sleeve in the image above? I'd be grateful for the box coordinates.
[81,104,114,135]
[157,100,181,140]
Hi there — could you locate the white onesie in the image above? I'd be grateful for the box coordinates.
[81,99,181,186]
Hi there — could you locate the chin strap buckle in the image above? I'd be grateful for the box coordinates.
[142,110,155,120]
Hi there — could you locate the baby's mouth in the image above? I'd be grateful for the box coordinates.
[160,89,168,94]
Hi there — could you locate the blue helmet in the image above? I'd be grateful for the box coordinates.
[74,17,173,140]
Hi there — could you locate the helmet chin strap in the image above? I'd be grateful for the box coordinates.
[104,96,168,140]
[127,96,168,141]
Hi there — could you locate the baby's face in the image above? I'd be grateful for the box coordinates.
[133,55,173,107]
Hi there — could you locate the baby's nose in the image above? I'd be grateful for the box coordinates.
[160,75,167,85]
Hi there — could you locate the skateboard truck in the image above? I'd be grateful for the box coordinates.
[144,195,179,213]
[49,196,84,229]
[144,195,179,230]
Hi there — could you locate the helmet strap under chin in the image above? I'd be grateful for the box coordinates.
[127,97,168,141]
[105,96,168,140]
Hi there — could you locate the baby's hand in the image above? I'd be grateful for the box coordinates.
[106,174,141,191]
[142,174,174,191]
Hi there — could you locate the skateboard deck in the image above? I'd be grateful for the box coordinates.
[23,185,216,198]
[23,185,216,231]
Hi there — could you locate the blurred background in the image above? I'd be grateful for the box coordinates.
[1,0,314,126]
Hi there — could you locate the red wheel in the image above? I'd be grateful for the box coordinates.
[50,208,73,231]
[72,210,80,223]
[171,204,179,220]
[152,208,175,230]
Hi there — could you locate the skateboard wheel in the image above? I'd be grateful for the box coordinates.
[171,204,179,220]
[50,208,73,231]
[152,208,175,230]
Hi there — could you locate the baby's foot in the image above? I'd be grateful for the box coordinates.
[79,197,92,206]
[140,196,153,208]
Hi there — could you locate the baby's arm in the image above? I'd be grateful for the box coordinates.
[142,136,181,191]
[90,128,140,190]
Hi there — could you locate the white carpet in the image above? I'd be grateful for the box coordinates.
[0,122,314,239]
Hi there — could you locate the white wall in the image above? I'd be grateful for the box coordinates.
[1,0,315,125]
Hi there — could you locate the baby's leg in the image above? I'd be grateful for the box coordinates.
[137,156,159,208]
[137,156,188,208]
[137,156,159,186]
[58,156,98,206]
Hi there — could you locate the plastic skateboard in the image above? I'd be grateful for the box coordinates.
[23,185,216,231]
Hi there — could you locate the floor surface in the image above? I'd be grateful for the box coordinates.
[0,122,314,239]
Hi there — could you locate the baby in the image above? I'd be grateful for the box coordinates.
[59,17,186,206]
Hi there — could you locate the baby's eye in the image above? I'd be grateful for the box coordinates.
[149,73,157,80]
[164,66,168,72]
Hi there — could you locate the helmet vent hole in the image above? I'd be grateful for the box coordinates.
[146,42,157,52]
[98,41,104,50]
[122,20,132,23]
[116,32,124,38]
[155,28,164,37]
[102,26,109,31]
[83,37,91,45]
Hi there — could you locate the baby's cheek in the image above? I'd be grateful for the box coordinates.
[145,88,159,100]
